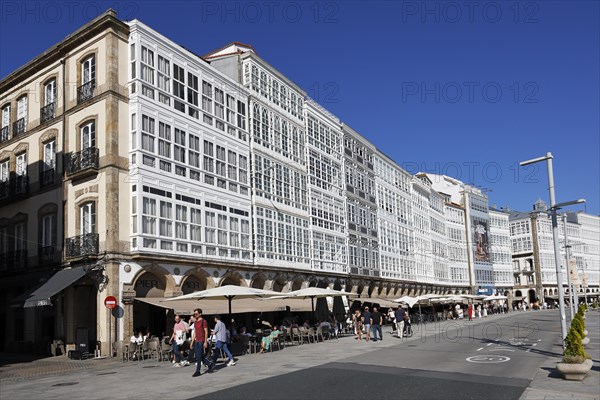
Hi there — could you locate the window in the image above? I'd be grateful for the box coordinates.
[158,122,171,158]
[214,88,224,120]
[159,201,172,237]
[176,205,187,239]
[141,115,155,153]
[41,140,56,185]
[142,197,156,235]
[141,46,154,85]
[173,64,185,112]
[190,208,201,241]
[16,96,27,133]
[174,128,185,163]
[41,214,55,248]
[203,140,214,173]
[16,153,26,176]
[80,120,96,149]
[187,73,199,106]
[0,160,8,182]
[157,56,170,105]
[189,133,200,168]
[237,100,246,131]
[14,222,26,252]
[1,105,10,131]
[205,211,216,243]
[43,140,56,171]
[80,202,96,234]
[0,227,7,254]
[81,55,96,85]
[45,80,56,106]
[202,81,212,113]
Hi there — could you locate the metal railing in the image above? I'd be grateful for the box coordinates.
[65,233,99,258]
[0,250,28,270]
[67,147,99,176]
[40,102,56,124]
[41,168,56,187]
[12,118,26,136]
[77,81,95,104]
[0,126,9,143]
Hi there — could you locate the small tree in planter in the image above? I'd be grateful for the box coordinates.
[556,324,592,380]
[573,313,590,345]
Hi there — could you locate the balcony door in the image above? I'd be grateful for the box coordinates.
[81,121,96,150]
[80,202,96,235]
[82,56,96,85]
[45,80,56,106]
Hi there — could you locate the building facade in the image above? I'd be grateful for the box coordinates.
[0,11,130,353]
[4,10,599,355]
[509,200,600,306]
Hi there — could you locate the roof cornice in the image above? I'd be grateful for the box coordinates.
[0,9,129,92]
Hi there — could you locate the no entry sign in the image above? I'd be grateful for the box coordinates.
[104,296,118,309]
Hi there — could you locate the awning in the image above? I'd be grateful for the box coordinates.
[135,297,312,315]
[22,268,87,308]
[357,297,399,309]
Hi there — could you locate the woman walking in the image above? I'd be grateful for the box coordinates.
[353,309,363,341]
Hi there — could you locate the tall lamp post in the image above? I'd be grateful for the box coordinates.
[520,152,585,348]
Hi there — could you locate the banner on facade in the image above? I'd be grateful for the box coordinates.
[581,273,587,288]
[473,220,490,262]
[568,259,579,285]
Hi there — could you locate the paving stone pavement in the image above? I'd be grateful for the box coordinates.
[519,309,600,400]
[1,310,598,400]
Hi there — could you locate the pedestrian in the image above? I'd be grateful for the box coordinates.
[467,304,473,321]
[353,309,363,341]
[371,307,383,342]
[169,314,189,367]
[211,315,236,367]
[387,308,396,333]
[362,306,372,342]
[190,308,214,377]
[394,306,406,338]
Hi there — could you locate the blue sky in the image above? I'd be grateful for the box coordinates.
[1,1,598,214]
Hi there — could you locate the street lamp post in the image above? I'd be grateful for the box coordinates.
[562,214,576,319]
[520,152,585,348]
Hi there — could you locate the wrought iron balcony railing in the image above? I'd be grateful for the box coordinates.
[14,175,29,196]
[41,168,56,187]
[0,250,28,270]
[12,118,26,136]
[65,233,99,258]
[39,245,58,264]
[66,147,99,176]
[0,126,9,143]
[0,175,28,199]
[77,80,95,104]
[40,102,56,124]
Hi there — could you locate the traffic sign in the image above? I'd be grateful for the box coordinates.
[104,296,118,309]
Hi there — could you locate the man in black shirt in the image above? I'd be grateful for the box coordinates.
[371,307,383,342]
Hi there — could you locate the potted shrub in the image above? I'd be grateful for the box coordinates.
[556,326,592,380]
[571,315,589,346]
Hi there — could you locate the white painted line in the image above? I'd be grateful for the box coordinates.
[537,339,541,342]
[489,348,515,352]
[526,349,532,352]
[476,347,484,352]
[487,343,493,347]
[532,343,537,347]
